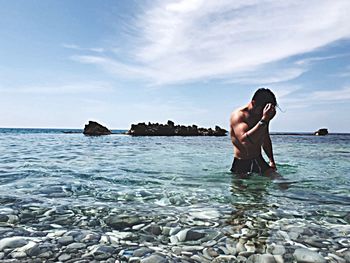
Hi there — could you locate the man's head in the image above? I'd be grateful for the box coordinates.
[252,88,277,108]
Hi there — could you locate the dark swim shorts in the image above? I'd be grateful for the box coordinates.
[231,155,271,175]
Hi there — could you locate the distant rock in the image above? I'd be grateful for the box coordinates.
[83,121,111,136]
[314,128,328,136]
[127,120,227,136]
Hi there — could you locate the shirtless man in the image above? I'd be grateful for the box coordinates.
[230,88,279,177]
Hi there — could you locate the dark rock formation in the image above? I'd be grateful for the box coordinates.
[127,120,227,136]
[314,128,328,136]
[83,121,111,136]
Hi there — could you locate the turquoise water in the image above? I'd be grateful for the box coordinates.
[0,129,349,249]
[1,130,349,213]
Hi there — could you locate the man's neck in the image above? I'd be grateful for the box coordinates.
[247,102,261,117]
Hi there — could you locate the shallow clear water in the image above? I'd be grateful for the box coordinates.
[0,129,349,235]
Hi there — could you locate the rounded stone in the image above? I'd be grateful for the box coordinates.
[204,247,219,257]
[212,255,237,262]
[89,245,115,260]
[247,254,277,263]
[141,254,168,263]
[267,244,286,255]
[105,215,142,230]
[293,248,326,263]
[38,251,53,258]
[58,253,72,262]
[129,257,142,263]
[7,215,19,224]
[0,237,28,251]
[343,251,350,262]
[58,236,74,246]
[0,215,9,222]
[133,247,154,257]
[15,241,40,257]
[10,251,27,259]
[65,242,86,252]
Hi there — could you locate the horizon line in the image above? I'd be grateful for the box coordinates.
[0,127,348,134]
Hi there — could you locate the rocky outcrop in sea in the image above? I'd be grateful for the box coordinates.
[127,120,227,136]
[314,128,328,136]
[83,121,111,136]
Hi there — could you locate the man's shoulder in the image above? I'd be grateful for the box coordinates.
[230,107,248,125]
[231,107,247,119]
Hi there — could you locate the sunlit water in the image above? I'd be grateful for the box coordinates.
[0,129,349,236]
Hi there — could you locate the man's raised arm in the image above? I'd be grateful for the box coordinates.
[233,104,276,147]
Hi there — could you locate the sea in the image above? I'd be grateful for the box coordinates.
[0,128,349,261]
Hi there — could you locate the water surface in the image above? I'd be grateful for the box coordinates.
[0,129,349,239]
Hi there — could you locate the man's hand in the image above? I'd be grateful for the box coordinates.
[269,161,277,170]
[262,103,276,121]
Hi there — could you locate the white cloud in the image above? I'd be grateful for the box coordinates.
[71,0,350,85]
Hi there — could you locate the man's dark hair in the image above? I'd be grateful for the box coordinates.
[252,88,277,107]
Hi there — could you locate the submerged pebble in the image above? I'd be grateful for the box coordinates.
[0,237,28,251]
[293,248,326,263]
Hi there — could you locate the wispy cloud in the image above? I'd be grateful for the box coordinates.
[279,86,350,109]
[295,53,350,66]
[71,0,350,85]
[312,86,350,101]
[70,55,157,80]
[62,43,105,53]
[0,81,114,94]
[226,67,306,85]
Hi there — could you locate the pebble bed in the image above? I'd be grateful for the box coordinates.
[0,202,349,263]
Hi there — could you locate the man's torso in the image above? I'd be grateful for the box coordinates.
[230,107,265,159]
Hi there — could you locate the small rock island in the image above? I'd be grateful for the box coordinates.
[127,120,227,136]
[83,121,112,136]
[314,128,328,136]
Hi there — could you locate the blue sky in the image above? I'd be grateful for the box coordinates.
[0,0,349,132]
